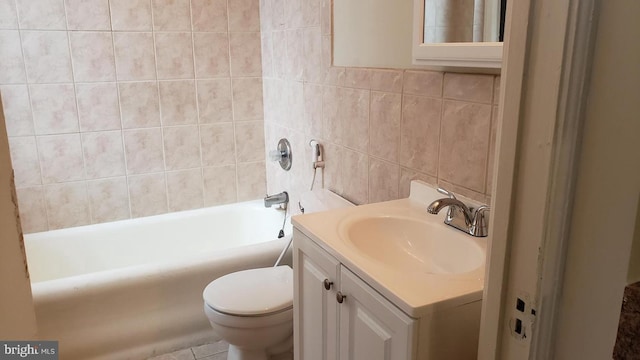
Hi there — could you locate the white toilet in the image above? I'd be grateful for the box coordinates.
[202,189,353,360]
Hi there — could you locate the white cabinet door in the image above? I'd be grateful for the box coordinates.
[338,268,416,360]
[293,230,341,360]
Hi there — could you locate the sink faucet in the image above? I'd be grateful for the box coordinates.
[426,188,490,237]
[264,191,289,208]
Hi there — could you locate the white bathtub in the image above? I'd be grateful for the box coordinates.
[25,200,292,360]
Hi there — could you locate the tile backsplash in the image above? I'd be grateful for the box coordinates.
[259,0,500,213]
[0,0,265,232]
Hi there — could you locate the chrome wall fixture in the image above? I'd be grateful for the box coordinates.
[269,138,292,171]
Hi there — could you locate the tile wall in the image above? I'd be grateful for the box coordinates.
[259,0,500,213]
[0,0,265,232]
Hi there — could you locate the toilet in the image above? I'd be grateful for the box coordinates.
[203,189,353,360]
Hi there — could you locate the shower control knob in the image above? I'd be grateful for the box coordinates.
[336,292,346,303]
[323,279,333,290]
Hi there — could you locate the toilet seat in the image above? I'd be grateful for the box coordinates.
[203,266,293,317]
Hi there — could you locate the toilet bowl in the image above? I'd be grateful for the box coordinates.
[203,266,294,360]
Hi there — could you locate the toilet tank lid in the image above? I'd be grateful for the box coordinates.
[203,266,293,316]
[299,189,354,214]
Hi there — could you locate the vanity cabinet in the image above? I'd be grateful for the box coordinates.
[293,229,416,360]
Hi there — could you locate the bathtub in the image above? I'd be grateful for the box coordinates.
[24,200,292,360]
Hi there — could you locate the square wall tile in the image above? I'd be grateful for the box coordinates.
[87,177,130,223]
[302,83,323,137]
[369,91,401,163]
[65,0,111,30]
[21,31,73,83]
[82,131,126,179]
[340,87,369,153]
[44,182,91,230]
[403,71,443,98]
[302,27,322,83]
[8,136,42,187]
[399,95,442,176]
[163,125,201,170]
[119,82,161,129]
[486,105,499,194]
[159,80,198,125]
[203,165,237,206]
[370,70,403,93]
[369,158,400,203]
[494,76,501,105]
[76,83,121,131]
[235,121,265,163]
[0,0,18,29]
[443,73,494,104]
[191,0,228,32]
[16,186,48,233]
[193,33,230,78]
[70,32,116,82]
[0,85,34,136]
[114,32,157,81]
[16,0,66,30]
[236,161,265,201]
[284,29,303,80]
[155,32,194,80]
[322,86,343,145]
[110,0,153,31]
[439,100,492,192]
[341,149,368,205]
[228,0,260,32]
[197,79,232,123]
[128,173,168,217]
[232,78,263,121]
[37,134,85,183]
[30,84,78,134]
[123,128,165,174]
[399,168,436,199]
[200,123,235,166]
[229,32,262,77]
[0,31,26,84]
[166,169,204,211]
[302,0,321,27]
[152,0,191,31]
[344,68,370,89]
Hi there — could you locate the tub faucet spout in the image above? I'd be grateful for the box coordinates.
[264,191,289,208]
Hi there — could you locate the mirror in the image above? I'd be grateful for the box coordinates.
[423,0,506,43]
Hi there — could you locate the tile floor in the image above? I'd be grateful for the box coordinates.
[147,340,293,360]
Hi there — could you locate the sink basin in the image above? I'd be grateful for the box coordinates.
[340,216,484,275]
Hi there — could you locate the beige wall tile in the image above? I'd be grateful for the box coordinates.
[236,161,266,201]
[284,0,303,28]
[87,177,130,223]
[21,31,72,83]
[37,134,84,183]
[286,80,304,131]
[197,79,232,123]
[322,86,342,144]
[235,121,265,162]
[369,91,401,163]
[123,128,165,174]
[341,149,368,205]
[403,70,443,98]
[399,95,442,176]
[285,29,303,80]
[0,0,17,29]
[399,168,437,199]
[155,32,194,79]
[320,0,331,34]
[0,31,26,84]
[163,125,201,170]
[152,0,191,31]
[65,0,111,30]
[272,31,287,78]
[203,165,237,206]
[29,84,78,134]
[193,33,230,78]
[16,186,48,233]
[82,131,126,179]
[8,136,41,187]
[344,68,370,89]
[119,81,161,129]
[340,87,369,153]
[232,77,263,120]
[76,83,121,131]
[191,0,228,32]
[370,70,403,93]
[200,123,235,166]
[303,0,321,26]
[110,0,153,31]
[166,169,204,211]
[229,32,262,77]
[302,83,323,137]
[438,179,488,203]
[16,0,66,30]
[69,32,116,82]
[261,31,274,78]
[128,173,168,217]
[302,27,322,83]
[369,158,400,203]
[0,85,34,136]
[494,76,501,105]
[44,182,90,229]
[114,32,157,81]
[439,100,491,192]
[443,73,494,104]
[271,0,285,30]
[486,105,499,195]
[228,0,260,32]
[159,80,198,125]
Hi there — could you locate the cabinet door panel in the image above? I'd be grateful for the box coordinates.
[338,268,416,360]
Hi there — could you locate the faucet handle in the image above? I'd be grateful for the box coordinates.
[437,187,457,200]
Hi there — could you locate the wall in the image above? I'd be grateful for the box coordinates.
[0,0,265,233]
[259,0,499,213]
